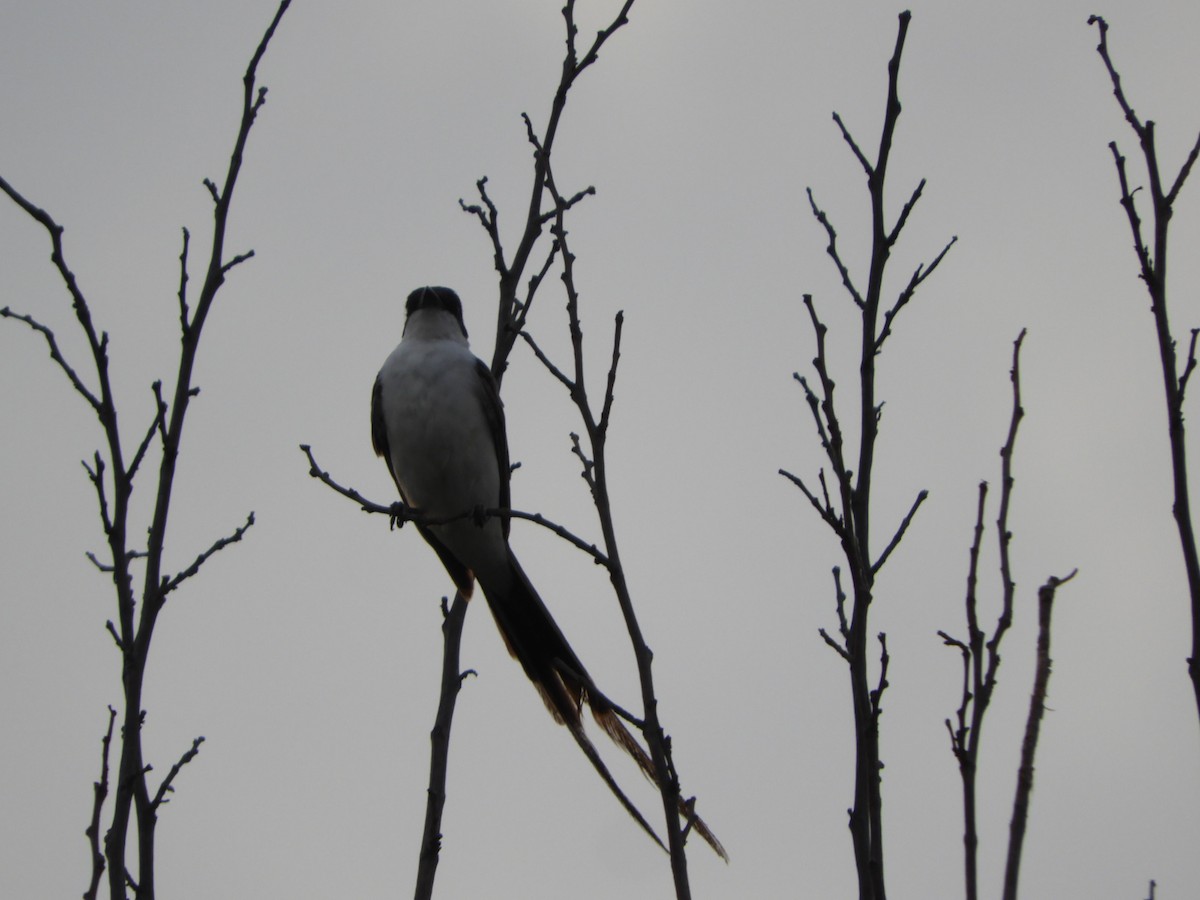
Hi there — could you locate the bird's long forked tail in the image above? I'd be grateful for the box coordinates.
[588,698,729,863]
[481,555,728,862]
[559,700,667,854]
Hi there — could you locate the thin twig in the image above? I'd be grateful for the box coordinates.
[160,512,256,599]
[1001,569,1077,900]
[872,489,928,574]
[787,15,948,900]
[1091,14,1200,721]
[806,189,864,309]
[150,736,206,810]
[413,591,471,900]
[300,444,609,565]
[0,306,102,411]
[83,706,117,900]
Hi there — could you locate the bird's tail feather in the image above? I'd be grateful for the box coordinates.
[590,702,729,862]
[481,553,726,861]
[563,712,667,853]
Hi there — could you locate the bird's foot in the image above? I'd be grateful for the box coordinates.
[388,501,410,530]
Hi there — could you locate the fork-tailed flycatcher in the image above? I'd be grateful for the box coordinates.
[371,286,724,860]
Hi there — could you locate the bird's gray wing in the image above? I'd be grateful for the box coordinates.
[372,371,475,595]
[474,357,511,538]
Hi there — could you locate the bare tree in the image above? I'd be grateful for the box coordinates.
[779,12,954,900]
[1088,15,1200,729]
[939,331,1076,900]
[0,4,290,897]
[304,2,721,898]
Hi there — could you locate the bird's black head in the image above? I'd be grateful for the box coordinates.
[405,286,467,337]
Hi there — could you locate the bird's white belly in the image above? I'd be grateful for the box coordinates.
[381,342,500,516]
[377,338,509,584]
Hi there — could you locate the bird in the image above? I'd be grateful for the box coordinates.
[371,285,725,860]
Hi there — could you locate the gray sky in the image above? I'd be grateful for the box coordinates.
[3,1,1200,897]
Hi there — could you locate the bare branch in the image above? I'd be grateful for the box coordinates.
[0,176,117,436]
[459,176,509,280]
[989,330,1028,666]
[127,381,167,484]
[937,629,971,762]
[779,467,843,534]
[1181,328,1200,399]
[799,296,853,499]
[176,227,191,328]
[83,706,117,900]
[566,0,637,77]
[793,372,835,466]
[598,310,623,437]
[1001,569,1077,900]
[806,188,864,309]
[870,632,890,716]
[832,566,851,643]
[81,453,113,538]
[0,307,102,411]
[569,431,596,492]
[820,627,851,662]
[831,111,873,177]
[963,481,989,653]
[1167,130,1200,206]
[1091,15,1200,721]
[300,445,609,565]
[220,248,256,275]
[105,620,125,652]
[160,512,255,599]
[1107,142,1156,284]
[519,328,575,392]
[151,736,206,810]
[886,177,926,246]
[414,589,470,899]
[872,489,929,574]
[1088,16,1144,135]
[876,234,958,351]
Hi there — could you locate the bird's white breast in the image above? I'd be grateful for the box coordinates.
[377,337,500,517]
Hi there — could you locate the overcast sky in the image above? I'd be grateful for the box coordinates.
[3,1,1200,898]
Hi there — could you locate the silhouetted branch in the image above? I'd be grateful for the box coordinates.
[941,330,1074,900]
[519,328,575,392]
[160,512,256,598]
[127,381,167,484]
[870,632,890,719]
[0,305,102,411]
[872,490,929,574]
[1089,14,1200,724]
[780,466,843,535]
[517,140,727,889]
[941,331,1027,900]
[80,453,113,540]
[300,444,609,565]
[3,6,288,897]
[1001,569,1076,900]
[413,591,473,900]
[151,736,206,810]
[782,15,948,899]
[806,189,864,309]
[1179,328,1200,399]
[876,234,958,351]
[83,706,117,900]
[832,111,873,177]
